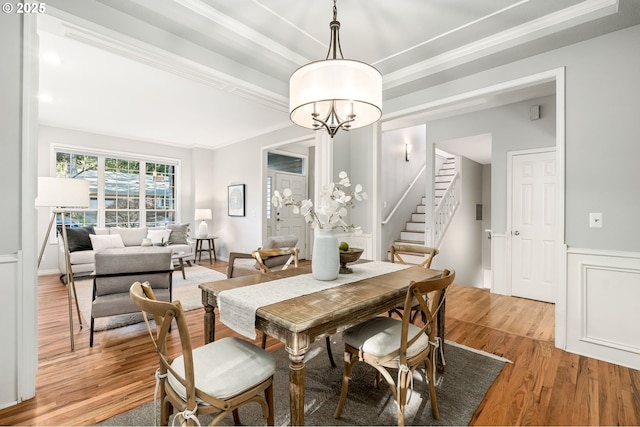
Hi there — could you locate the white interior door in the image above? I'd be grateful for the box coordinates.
[510,149,557,303]
[275,173,307,258]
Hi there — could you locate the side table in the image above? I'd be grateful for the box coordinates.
[195,236,218,264]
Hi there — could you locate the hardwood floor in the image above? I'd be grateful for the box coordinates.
[1,262,638,425]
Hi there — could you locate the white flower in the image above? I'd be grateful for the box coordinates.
[272,171,366,232]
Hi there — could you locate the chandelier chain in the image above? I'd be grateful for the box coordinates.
[326,0,344,60]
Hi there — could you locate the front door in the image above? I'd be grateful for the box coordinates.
[510,149,557,303]
[275,173,308,258]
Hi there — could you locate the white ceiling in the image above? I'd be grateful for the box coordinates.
[37,0,640,153]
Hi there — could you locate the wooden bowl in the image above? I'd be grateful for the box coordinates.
[339,248,364,274]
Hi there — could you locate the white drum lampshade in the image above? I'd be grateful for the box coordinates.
[195,209,212,238]
[36,177,90,208]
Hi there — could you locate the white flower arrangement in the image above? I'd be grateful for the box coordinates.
[272,171,368,232]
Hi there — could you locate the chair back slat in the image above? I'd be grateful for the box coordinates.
[399,270,454,365]
[252,247,299,273]
[390,244,439,269]
[130,282,198,408]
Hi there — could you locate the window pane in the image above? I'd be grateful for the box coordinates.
[267,152,304,174]
[56,152,99,227]
[105,158,140,227]
[145,162,176,227]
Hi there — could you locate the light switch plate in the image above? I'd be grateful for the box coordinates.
[589,212,603,228]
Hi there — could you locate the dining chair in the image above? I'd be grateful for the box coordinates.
[252,247,299,273]
[129,281,275,426]
[334,269,455,426]
[389,244,440,322]
[226,234,298,278]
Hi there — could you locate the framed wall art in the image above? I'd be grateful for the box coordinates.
[228,184,245,217]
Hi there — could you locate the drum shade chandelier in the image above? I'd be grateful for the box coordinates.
[289,0,382,138]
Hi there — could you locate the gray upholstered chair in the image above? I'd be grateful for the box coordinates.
[227,234,299,278]
[90,246,173,347]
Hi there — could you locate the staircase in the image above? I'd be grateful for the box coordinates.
[392,157,458,262]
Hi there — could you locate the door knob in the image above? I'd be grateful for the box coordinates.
[513,230,520,236]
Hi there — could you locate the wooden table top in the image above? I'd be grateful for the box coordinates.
[200,262,442,335]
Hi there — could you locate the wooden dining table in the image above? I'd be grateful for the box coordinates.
[199,261,443,426]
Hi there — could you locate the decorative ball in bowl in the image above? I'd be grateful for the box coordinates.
[339,248,364,274]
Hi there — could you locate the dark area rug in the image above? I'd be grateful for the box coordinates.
[100,336,507,426]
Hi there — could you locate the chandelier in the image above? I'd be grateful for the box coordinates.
[289,0,382,138]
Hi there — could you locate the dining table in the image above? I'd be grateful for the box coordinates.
[199,260,444,426]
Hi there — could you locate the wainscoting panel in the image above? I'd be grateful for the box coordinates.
[0,254,18,408]
[567,249,640,370]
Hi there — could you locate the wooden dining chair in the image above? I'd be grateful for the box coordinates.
[252,247,337,368]
[252,247,299,273]
[129,282,275,426]
[390,244,439,269]
[334,270,455,426]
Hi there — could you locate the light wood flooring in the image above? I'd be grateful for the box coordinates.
[1,261,638,425]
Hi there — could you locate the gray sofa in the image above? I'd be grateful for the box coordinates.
[59,224,193,281]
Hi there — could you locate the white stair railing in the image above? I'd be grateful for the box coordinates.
[433,172,460,247]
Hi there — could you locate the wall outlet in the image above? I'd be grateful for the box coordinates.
[589,212,603,228]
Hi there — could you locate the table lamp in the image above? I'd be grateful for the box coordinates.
[36,177,90,351]
[195,208,212,238]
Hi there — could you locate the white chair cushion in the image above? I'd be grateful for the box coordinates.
[343,317,431,359]
[168,337,275,401]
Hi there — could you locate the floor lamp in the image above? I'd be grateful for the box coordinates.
[36,177,90,351]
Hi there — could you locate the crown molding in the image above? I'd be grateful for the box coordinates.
[383,0,618,89]
[174,0,311,66]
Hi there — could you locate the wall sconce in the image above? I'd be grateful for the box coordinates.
[405,143,412,162]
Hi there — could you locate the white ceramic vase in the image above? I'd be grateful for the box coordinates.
[312,228,340,281]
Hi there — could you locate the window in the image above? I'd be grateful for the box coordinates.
[267,152,304,174]
[56,150,178,228]
[266,175,272,220]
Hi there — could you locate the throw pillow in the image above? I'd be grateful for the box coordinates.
[167,223,189,245]
[89,234,125,251]
[65,226,95,252]
[110,227,148,246]
[147,229,172,245]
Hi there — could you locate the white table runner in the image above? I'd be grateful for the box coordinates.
[218,261,410,339]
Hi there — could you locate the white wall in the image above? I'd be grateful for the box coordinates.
[1,12,38,408]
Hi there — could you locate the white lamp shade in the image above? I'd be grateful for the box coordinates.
[35,177,90,208]
[289,59,382,130]
[194,209,212,221]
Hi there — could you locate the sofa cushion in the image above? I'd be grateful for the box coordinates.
[65,226,95,252]
[68,249,96,265]
[90,234,125,252]
[167,223,189,245]
[110,227,147,246]
[147,229,172,245]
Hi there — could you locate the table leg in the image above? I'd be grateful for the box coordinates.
[289,353,305,426]
[210,238,217,261]
[196,239,203,263]
[207,239,213,265]
[203,298,215,344]
[179,258,186,279]
[437,295,446,373]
